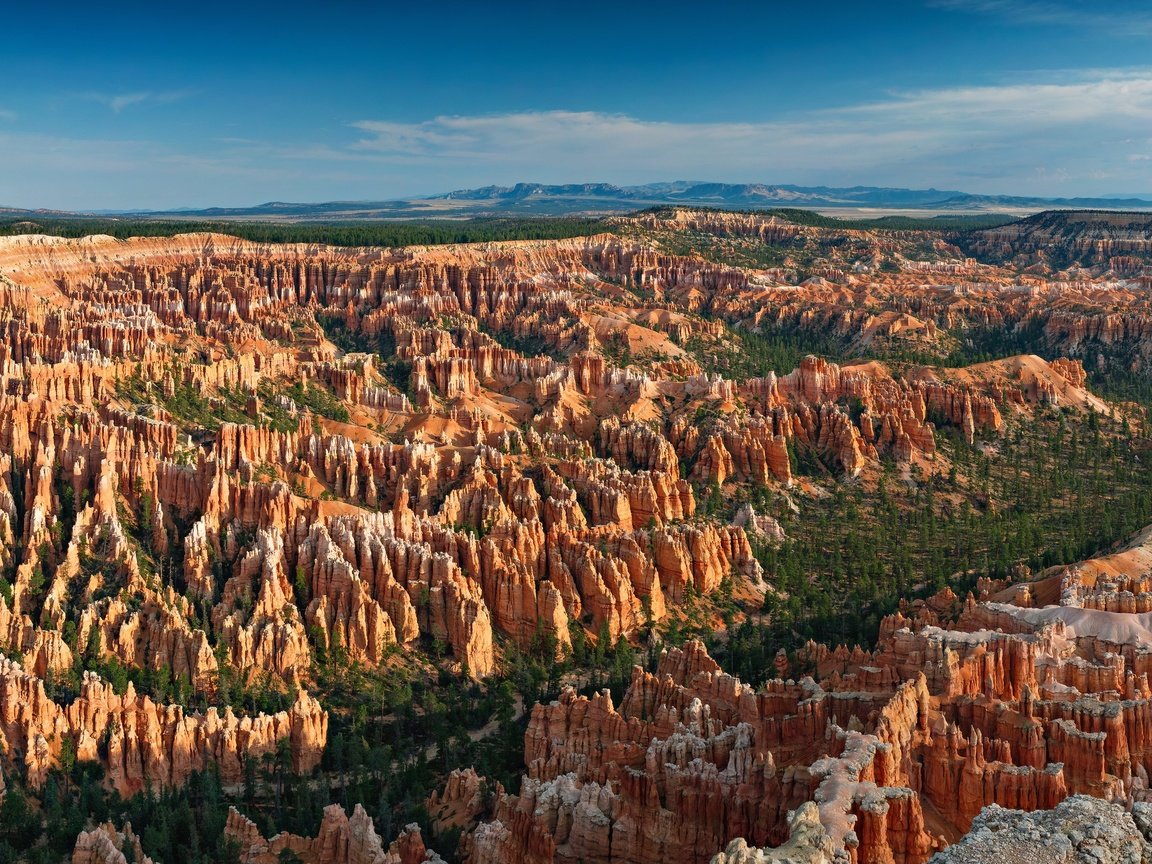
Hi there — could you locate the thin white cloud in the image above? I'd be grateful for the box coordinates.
[346,71,1152,194]
[82,90,193,113]
[928,1,1152,36]
[6,68,1152,208]
[842,74,1152,125]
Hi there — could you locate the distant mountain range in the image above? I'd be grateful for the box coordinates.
[430,181,1152,211]
[6,182,1152,221]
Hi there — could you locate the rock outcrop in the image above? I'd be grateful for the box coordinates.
[224,803,445,864]
[928,796,1152,864]
[709,804,834,864]
[0,657,326,796]
[467,640,938,864]
[71,823,155,864]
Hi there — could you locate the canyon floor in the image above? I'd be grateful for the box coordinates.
[1,207,1152,863]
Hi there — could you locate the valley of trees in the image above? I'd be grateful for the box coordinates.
[0,217,608,248]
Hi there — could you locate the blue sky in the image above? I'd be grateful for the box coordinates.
[3,0,1152,208]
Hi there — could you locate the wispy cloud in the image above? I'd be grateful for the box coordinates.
[842,72,1152,126]
[928,1,1152,36]
[347,70,1152,193]
[7,68,1152,208]
[82,90,193,113]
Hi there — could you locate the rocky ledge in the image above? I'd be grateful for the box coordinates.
[929,796,1152,864]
